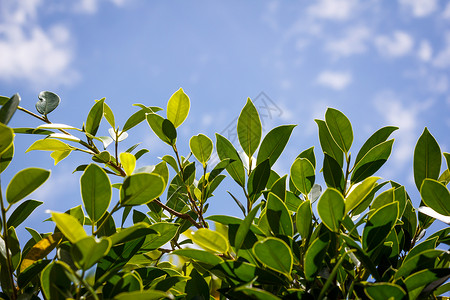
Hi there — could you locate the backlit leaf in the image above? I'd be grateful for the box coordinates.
[190,133,213,165]
[256,124,296,166]
[51,212,87,244]
[237,98,262,158]
[120,173,165,206]
[253,237,293,278]
[120,152,136,176]
[191,228,229,254]
[20,233,62,272]
[290,157,315,196]
[6,168,50,204]
[325,108,353,153]
[85,98,105,136]
[81,164,112,223]
[166,87,190,128]
[266,193,293,237]
[317,188,345,232]
[414,128,441,190]
[420,179,450,216]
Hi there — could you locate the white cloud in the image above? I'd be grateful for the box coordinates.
[433,32,450,68]
[398,0,438,17]
[373,91,433,170]
[325,26,371,58]
[417,40,432,61]
[316,70,352,90]
[0,1,77,87]
[375,31,414,58]
[308,0,358,21]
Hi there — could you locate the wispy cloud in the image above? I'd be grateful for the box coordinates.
[432,32,450,68]
[417,40,433,61]
[398,0,438,18]
[0,1,77,87]
[325,26,371,58]
[73,0,127,14]
[374,31,414,58]
[316,70,352,90]
[307,0,358,21]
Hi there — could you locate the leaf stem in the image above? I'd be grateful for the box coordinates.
[93,201,122,236]
[0,180,17,300]
[153,199,201,229]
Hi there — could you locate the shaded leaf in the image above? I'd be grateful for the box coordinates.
[420,179,450,216]
[414,128,441,190]
[325,107,353,153]
[85,98,105,136]
[81,163,112,223]
[290,157,315,196]
[0,93,20,125]
[317,188,345,232]
[238,98,262,158]
[7,200,43,228]
[256,124,296,166]
[315,119,343,167]
[6,168,50,204]
[120,173,165,206]
[355,126,398,165]
[35,91,60,115]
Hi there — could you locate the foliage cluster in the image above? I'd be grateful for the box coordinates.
[0,88,449,299]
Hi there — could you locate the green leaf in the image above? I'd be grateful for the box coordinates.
[345,176,380,214]
[0,143,13,173]
[40,261,72,299]
[298,146,316,169]
[317,188,345,232]
[323,153,345,192]
[35,91,60,115]
[371,187,395,212]
[190,133,213,165]
[109,223,155,245]
[414,128,441,190]
[120,152,136,176]
[146,113,173,145]
[0,123,14,155]
[71,236,111,270]
[362,202,399,253]
[248,159,271,203]
[216,133,246,187]
[172,248,223,266]
[290,158,315,196]
[50,149,72,165]
[51,212,87,244]
[235,203,263,252]
[315,119,343,167]
[404,268,450,294]
[8,226,21,270]
[420,179,450,216]
[120,173,165,206]
[266,193,293,237]
[351,139,394,183]
[234,287,282,300]
[7,200,43,228]
[6,168,50,204]
[256,124,296,166]
[26,138,72,152]
[142,222,179,250]
[304,232,329,280]
[162,118,177,145]
[296,200,312,240]
[103,102,115,128]
[365,283,406,300]
[85,98,105,136]
[395,249,445,280]
[122,109,148,132]
[185,268,210,300]
[253,237,293,278]
[17,259,51,289]
[81,164,112,223]
[114,290,169,300]
[325,108,353,153]
[191,228,229,254]
[355,126,398,165]
[0,93,20,125]
[166,87,190,128]
[237,98,262,158]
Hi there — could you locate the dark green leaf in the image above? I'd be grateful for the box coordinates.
[297,146,316,169]
[365,283,406,300]
[414,128,441,190]
[162,118,177,145]
[266,193,293,237]
[351,139,394,183]
[172,248,223,266]
[248,159,271,203]
[404,268,450,294]
[35,91,59,115]
[296,200,312,240]
[235,203,262,252]
[17,259,51,289]
[71,236,111,270]
[216,133,245,187]
[323,153,345,192]
[304,232,329,280]
[123,109,147,132]
[7,200,43,228]
[185,268,209,300]
[146,113,172,145]
[142,222,179,250]
[355,126,398,165]
[85,98,104,136]
[0,143,13,173]
[256,124,296,166]
[395,249,445,280]
[420,179,450,216]
[315,119,344,167]
[0,93,20,125]
[362,202,399,253]
[6,168,50,204]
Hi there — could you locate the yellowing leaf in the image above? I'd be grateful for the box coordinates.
[20,233,62,272]
[120,152,136,176]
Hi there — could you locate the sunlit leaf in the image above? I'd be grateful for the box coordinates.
[120,152,136,176]
[420,179,450,216]
[237,98,262,158]
[325,108,353,153]
[190,133,213,165]
[81,164,112,223]
[317,188,345,232]
[256,124,296,166]
[20,233,62,272]
[6,168,50,204]
[120,173,165,206]
[51,212,87,244]
[253,237,293,278]
[290,157,315,196]
[72,236,111,270]
[191,228,229,254]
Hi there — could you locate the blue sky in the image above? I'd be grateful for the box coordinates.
[0,0,449,235]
